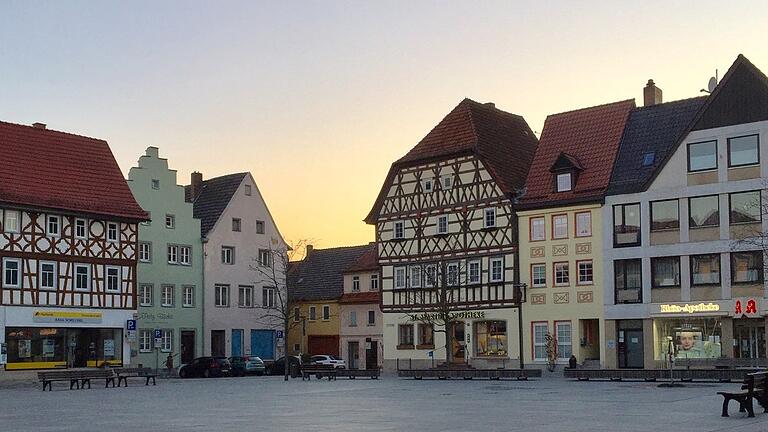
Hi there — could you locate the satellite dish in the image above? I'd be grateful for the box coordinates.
[707,76,717,93]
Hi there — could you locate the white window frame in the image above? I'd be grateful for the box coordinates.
[244,184,252,196]
[410,266,422,288]
[263,287,275,308]
[554,262,570,286]
[490,257,504,282]
[139,330,152,353]
[556,173,572,192]
[349,311,357,327]
[468,259,481,284]
[394,221,405,239]
[215,284,230,307]
[531,263,546,288]
[165,214,175,229]
[259,249,272,268]
[4,210,20,233]
[484,208,497,228]
[39,261,57,290]
[533,322,549,361]
[575,212,592,237]
[75,218,88,239]
[322,305,330,321]
[442,175,453,189]
[139,242,152,263]
[424,264,437,287]
[394,267,407,289]
[556,321,572,360]
[106,222,119,243]
[179,246,191,266]
[221,246,235,265]
[182,285,194,307]
[46,215,60,237]
[139,284,153,307]
[161,329,173,353]
[167,245,178,264]
[370,274,379,291]
[3,258,21,288]
[352,276,360,292]
[368,310,376,326]
[238,285,254,308]
[74,264,90,291]
[437,215,448,234]
[530,217,545,241]
[577,261,593,285]
[161,285,174,307]
[151,179,160,190]
[447,262,460,286]
[552,214,568,239]
[422,178,433,193]
[255,220,265,234]
[105,266,121,293]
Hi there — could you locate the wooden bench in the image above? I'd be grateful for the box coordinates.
[718,371,768,417]
[301,364,337,381]
[38,370,116,391]
[335,368,379,380]
[114,367,158,387]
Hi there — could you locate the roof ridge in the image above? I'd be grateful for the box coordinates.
[310,244,373,253]
[545,99,635,119]
[631,95,708,111]
[0,120,105,143]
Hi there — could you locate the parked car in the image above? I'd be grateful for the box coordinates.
[229,356,266,376]
[179,356,232,378]
[267,356,302,377]
[310,355,347,369]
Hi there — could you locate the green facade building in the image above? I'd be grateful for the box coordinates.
[128,147,204,369]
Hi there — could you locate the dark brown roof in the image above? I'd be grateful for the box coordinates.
[339,292,380,304]
[365,98,538,223]
[288,245,372,302]
[519,100,635,209]
[0,121,148,221]
[185,173,247,237]
[343,243,378,273]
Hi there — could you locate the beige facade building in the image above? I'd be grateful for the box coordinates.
[339,245,382,370]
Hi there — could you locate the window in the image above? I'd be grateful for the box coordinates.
[651,200,679,231]
[484,208,497,228]
[141,212,151,226]
[107,222,119,242]
[613,203,641,247]
[179,246,191,265]
[398,324,414,347]
[555,321,572,360]
[732,251,763,284]
[556,173,572,192]
[689,195,720,228]
[46,215,59,237]
[437,215,448,234]
[161,329,173,353]
[533,322,548,361]
[490,257,504,282]
[74,264,90,291]
[575,212,591,237]
[530,217,545,241]
[139,242,152,263]
[423,264,437,287]
[245,184,252,196]
[215,284,230,307]
[614,259,642,303]
[642,152,656,167]
[417,323,434,346]
[423,178,433,193]
[161,285,174,307]
[309,306,317,321]
[552,214,568,239]
[221,246,235,265]
[139,284,153,306]
[293,307,301,322]
[165,215,175,229]
[474,320,507,356]
[259,249,272,268]
[263,287,275,308]
[728,134,759,167]
[349,311,357,327]
[255,220,265,234]
[468,260,481,284]
[447,262,459,286]
[167,245,178,264]
[691,254,721,285]
[4,210,20,233]
[4,258,20,288]
[577,261,593,285]
[322,305,330,320]
[652,257,680,287]
[151,179,160,190]
[75,219,87,239]
[394,267,407,289]
[139,330,152,353]
[39,262,56,290]
[531,264,546,287]
[238,285,253,307]
[370,274,379,290]
[393,221,404,239]
[730,191,761,224]
[367,310,375,326]
[410,266,421,288]
[442,175,453,189]
[352,276,360,292]
[232,218,241,232]
[554,262,569,286]
[688,140,717,172]
[105,267,120,293]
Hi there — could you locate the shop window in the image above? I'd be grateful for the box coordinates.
[651,257,680,287]
[531,263,546,287]
[530,217,545,241]
[654,318,722,361]
[475,321,507,357]
[728,134,759,167]
[394,267,406,289]
[575,212,591,237]
[468,260,481,284]
[139,330,152,353]
[690,254,720,286]
[554,262,569,286]
[613,203,640,247]
[39,261,56,290]
[183,286,195,307]
[417,323,434,348]
[410,266,422,288]
[398,324,414,348]
[352,276,360,292]
[731,251,763,284]
[729,191,761,224]
[650,200,679,231]
[577,261,592,285]
[532,322,548,361]
[614,259,642,303]
[552,214,568,239]
[687,140,717,172]
[689,195,720,228]
[5,327,66,366]
[556,321,572,360]
[139,284,153,306]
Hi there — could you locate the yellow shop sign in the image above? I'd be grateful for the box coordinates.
[659,303,721,314]
[32,311,103,324]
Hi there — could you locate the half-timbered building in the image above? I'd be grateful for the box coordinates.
[0,121,148,370]
[365,99,538,370]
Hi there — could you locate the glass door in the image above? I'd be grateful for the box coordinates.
[734,320,766,359]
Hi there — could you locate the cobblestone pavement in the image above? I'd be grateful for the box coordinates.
[0,374,766,432]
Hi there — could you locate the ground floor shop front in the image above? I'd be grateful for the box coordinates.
[340,335,382,370]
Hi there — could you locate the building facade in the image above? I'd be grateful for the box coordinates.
[128,147,204,368]
[366,99,538,370]
[186,172,287,360]
[0,121,147,370]
[603,55,768,368]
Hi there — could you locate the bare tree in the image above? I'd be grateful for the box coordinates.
[730,188,767,277]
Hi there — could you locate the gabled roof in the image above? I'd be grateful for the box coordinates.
[185,173,246,237]
[518,100,635,209]
[343,243,378,273]
[365,98,538,223]
[0,121,148,220]
[287,245,372,302]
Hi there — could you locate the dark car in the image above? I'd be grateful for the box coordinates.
[228,356,249,377]
[179,356,232,378]
[267,356,302,377]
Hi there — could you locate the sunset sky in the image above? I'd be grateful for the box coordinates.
[2,1,767,249]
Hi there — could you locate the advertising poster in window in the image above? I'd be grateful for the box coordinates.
[42,339,55,358]
[104,339,115,357]
[675,330,721,359]
[18,339,32,358]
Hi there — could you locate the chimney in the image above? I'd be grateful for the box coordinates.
[484,102,495,108]
[189,172,203,200]
[643,79,662,106]
[32,122,46,129]
[305,244,313,258]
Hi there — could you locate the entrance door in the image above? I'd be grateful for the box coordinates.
[231,329,243,357]
[250,330,276,360]
[365,339,378,370]
[452,322,466,363]
[211,330,226,357]
[348,341,359,369]
[180,331,195,364]
[618,329,644,368]
[734,320,766,359]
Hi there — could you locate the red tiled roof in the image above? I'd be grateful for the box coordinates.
[518,100,635,209]
[338,291,380,304]
[344,243,378,273]
[0,121,148,220]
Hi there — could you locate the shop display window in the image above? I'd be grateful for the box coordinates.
[4,328,122,368]
[5,328,66,365]
[474,320,507,357]
[653,318,722,361]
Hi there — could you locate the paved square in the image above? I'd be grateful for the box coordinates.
[1,375,766,431]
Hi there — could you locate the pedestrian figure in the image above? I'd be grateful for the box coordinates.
[568,354,577,369]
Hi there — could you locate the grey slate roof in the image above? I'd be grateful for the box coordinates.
[288,245,372,302]
[606,97,706,195]
[185,172,247,237]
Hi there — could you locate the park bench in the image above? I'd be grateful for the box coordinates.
[38,369,116,391]
[335,368,379,380]
[114,367,158,387]
[717,371,768,417]
[301,364,337,381]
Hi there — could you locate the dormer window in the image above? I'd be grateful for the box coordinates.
[556,173,572,192]
[550,152,582,193]
[423,178,433,193]
[441,175,453,189]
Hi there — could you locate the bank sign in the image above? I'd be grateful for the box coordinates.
[32,310,103,324]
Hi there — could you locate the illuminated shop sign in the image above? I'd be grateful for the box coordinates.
[32,310,103,324]
[659,303,720,314]
[412,311,486,321]
[733,298,761,318]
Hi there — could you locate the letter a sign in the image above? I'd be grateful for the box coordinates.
[734,298,761,318]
